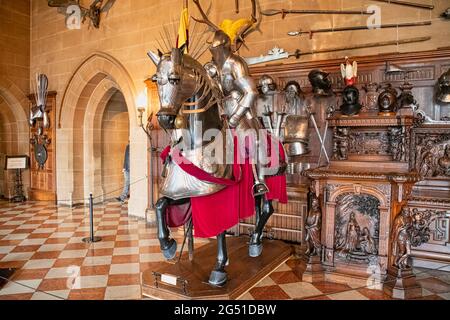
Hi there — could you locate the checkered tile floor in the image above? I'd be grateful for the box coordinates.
[0,200,448,300]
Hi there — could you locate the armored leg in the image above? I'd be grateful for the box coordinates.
[251,118,269,196]
[155,197,177,260]
[209,232,228,287]
[249,199,274,258]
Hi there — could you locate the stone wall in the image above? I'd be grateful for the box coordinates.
[0,0,31,199]
[0,95,30,199]
[0,0,30,98]
[101,91,129,200]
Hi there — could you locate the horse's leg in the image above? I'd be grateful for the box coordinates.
[208,231,228,287]
[249,199,274,258]
[155,197,178,260]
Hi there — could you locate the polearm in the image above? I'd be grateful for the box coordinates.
[261,9,374,19]
[288,36,431,58]
[372,0,434,10]
[288,21,432,37]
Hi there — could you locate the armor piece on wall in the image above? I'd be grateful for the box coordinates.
[378,85,398,114]
[437,68,450,103]
[30,74,51,169]
[256,75,278,133]
[284,81,304,115]
[257,75,277,95]
[282,81,309,156]
[48,0,116,29]
[308,69,333,96]
[398,81,418,114]
[340,86,362,116]
[305,191,322,257]
[284,116,310,156]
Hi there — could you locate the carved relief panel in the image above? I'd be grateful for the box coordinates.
[334,193,381,264]
[412,131,450,179]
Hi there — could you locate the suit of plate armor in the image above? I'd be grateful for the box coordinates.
[206,30,269,196]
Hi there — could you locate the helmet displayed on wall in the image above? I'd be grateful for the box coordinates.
[340,86,363,116]
[437,68,450,103]
[257,75,277,95]
[308,69,332,96]
[378,85,399,114]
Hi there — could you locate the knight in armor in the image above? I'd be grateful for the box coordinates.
[256,75,279,136]
[206,30,269,196]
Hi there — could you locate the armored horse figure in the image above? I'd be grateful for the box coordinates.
[147,43,287,286]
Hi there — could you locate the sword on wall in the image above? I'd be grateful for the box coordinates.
[305,105,330,164]
[317,106,336,166]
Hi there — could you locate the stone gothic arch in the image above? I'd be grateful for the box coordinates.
[0,77,31,198]
[57,52,148,218]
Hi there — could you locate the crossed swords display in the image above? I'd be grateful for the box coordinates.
[305,105,336,166]
[261,102,334,167]
[261,105,286,139]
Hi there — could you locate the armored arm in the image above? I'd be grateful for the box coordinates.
[229,75,258,128]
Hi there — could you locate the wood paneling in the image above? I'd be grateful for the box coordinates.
[28,92,57,202]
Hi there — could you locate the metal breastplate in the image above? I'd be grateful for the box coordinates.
[221,73,235,95]
[283,115,310,156]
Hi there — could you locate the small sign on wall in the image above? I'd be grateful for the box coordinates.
[5,156,30,170]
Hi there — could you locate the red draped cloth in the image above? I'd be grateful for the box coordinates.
[160,133,287,238]
[265,136,288,204]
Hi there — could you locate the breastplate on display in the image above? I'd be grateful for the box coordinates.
[284,115,310,156]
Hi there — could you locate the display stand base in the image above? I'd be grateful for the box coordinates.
[297,255,325,283]
[383,266,423,299]
[142,237,293,300]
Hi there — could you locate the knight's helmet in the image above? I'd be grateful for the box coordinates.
[209,30,232,65]
[309,69,332,96]
[437,68,450,103]
[257,75,277,95]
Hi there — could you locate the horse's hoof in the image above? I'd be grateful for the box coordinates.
[208,270,227,287]
[249,243,263,258]
[162,239,177,260]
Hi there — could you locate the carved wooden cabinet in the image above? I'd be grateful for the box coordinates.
[249,49,450,267]
[28,92,57,202]
[306,167,419,277]
[408,123,450,268]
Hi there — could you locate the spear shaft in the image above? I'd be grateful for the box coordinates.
[288,21,432,37]
[261,9,374,19]
[372,0,434,10]
[289,36,431,57]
